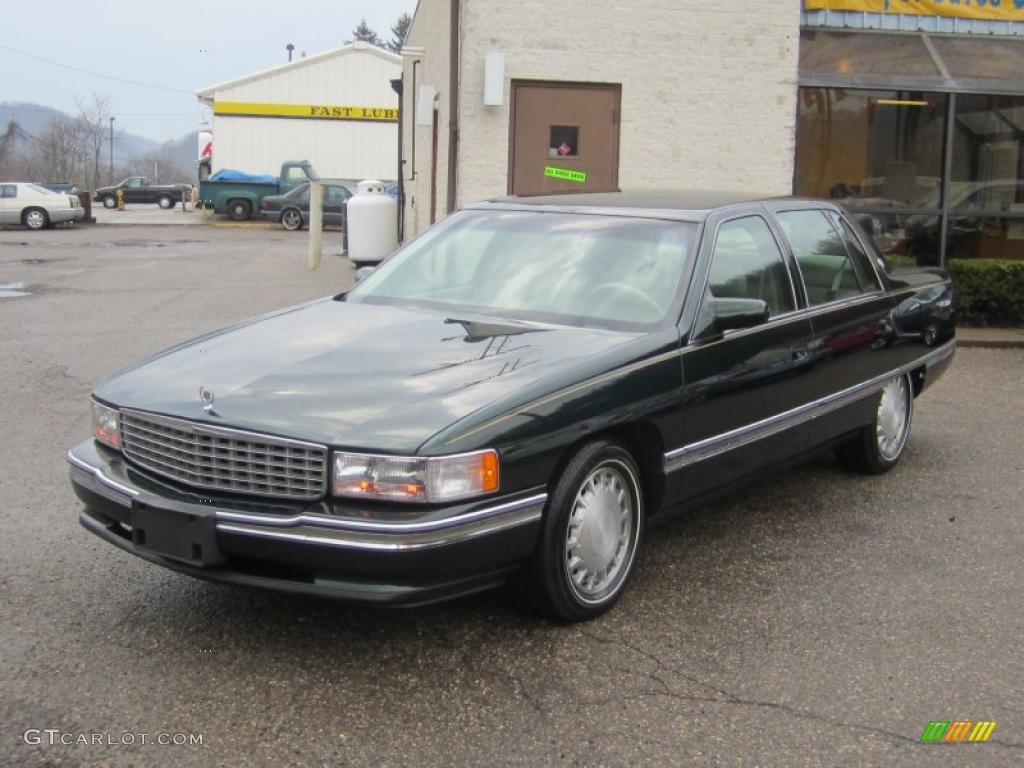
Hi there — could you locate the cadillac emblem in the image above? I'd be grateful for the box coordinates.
[199,386,215,412]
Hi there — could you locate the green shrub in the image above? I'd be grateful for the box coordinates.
[948,259,1024,327]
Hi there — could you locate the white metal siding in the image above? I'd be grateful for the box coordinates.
[210,117,398,180]
[207,48,401,181]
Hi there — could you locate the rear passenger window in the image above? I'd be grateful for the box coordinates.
[1,185,16,198]
[706,216,795,317]
[827,212,882,292]
[777,210,866,306]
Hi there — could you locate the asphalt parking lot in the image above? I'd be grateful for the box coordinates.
[1,225,1022,767]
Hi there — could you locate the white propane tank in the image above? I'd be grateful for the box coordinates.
[346,180,398,264]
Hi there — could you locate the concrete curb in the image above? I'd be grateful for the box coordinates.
[957,329,1024,349]
[957,338,1024,349]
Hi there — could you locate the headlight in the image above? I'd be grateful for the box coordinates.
[333,449,499,503]
[91,400,121,450]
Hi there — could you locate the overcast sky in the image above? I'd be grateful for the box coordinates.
[1,0,417,143]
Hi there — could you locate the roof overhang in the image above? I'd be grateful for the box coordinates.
[195,42,402,101]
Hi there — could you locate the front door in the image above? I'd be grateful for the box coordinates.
[666,210,816,502]
[509,81,620,197]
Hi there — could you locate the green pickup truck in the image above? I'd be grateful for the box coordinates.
[197,161,317,221]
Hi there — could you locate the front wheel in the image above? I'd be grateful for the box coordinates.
[837,373,914,474]
[518,441,644,622]
[23,207,49,230]
[280,208,303,231]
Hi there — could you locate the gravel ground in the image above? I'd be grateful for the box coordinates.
[1,225,1021,767]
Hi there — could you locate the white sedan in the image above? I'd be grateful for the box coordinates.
[0,182,84,230]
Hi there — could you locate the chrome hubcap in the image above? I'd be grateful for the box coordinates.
[564,462,637,603]
[877,375,911,461]
[284,211,300,227]
[26,211,44,228]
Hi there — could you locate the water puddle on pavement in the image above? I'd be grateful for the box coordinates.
[0,281,31,299]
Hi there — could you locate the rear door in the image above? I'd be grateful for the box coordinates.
[668,207,816,500]
[324,184,351,226]
[771,206,897,405]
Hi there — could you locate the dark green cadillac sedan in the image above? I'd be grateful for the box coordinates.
[68,191,956,621]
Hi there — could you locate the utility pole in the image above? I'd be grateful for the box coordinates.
[286,43,294,62]
[108,116,115,185]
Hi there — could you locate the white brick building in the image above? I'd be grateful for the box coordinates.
[399,0,803,239]
[398,0,1024,273]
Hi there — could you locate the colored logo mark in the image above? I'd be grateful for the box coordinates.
[544,166,587,184]
[920,720,997,743]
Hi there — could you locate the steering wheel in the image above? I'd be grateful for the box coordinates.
[588,283,663,320]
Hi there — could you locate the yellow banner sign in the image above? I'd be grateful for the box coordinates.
[805,0,1024,21]
[213,101,398,122]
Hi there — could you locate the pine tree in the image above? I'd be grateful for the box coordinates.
[387,13,412,54]
[349,18,383,47]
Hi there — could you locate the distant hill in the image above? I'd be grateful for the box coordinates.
[0,101,196,170]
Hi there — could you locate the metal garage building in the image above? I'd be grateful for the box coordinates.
[196,43,402,181]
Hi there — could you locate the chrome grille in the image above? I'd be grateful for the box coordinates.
[120,410,327,500]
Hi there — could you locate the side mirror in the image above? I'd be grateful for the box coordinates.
[355,266,376,283]
[695,297,769,341]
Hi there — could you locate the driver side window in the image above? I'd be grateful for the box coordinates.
[706,216,795,317]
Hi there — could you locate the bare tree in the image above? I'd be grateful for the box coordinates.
[75,93,112,189]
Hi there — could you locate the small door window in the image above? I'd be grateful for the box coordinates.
[705,216,795,318]
[0,184,16,198]
[777,210,865,306]
[827,211,882,292]
[549,126,579,157]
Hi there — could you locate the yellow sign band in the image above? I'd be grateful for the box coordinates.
[805,0,1024,21]
[213,101,399,122]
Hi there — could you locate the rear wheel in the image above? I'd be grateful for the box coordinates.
[158,195,174,209]
[227,199,251,221]
[281,208,303,231]
[517,440,644,622]
[837,373,914,474]
[23,207,49,231]
[102,195,116,209]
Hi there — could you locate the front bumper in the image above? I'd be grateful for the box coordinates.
[68,440,545,606]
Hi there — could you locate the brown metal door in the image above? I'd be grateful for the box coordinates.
[509,81,621,197]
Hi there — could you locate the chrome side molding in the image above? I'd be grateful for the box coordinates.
[663,340,955,474]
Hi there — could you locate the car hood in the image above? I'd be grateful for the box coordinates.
[94,299,637,453]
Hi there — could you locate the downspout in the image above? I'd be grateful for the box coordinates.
[390,76,404,243]
[446,0,460,215]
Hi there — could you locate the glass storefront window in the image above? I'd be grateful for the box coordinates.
[948,94,1024,261]
[795,88,947,208]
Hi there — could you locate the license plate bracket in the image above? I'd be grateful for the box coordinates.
[131,504,225,566]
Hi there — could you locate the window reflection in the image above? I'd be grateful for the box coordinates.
[949,94,1024,261]
[795,88,946,207]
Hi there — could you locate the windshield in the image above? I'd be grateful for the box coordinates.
[348,210,696,329]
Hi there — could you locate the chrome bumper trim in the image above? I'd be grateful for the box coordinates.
[213,492,548,533]
[663,339,956,473]
[66,450,139,502]
[217,501,545,552]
